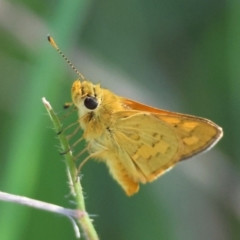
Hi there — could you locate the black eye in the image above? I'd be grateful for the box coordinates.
[84,96,98,110]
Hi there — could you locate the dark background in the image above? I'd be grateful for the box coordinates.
[0,0,238,239]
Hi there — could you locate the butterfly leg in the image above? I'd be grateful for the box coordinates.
[59,134,84,155]
[59,103,76,120]
[75,150,104,182]
[66,125,80,140]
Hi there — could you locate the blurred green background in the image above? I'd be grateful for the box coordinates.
[0,0,238,239]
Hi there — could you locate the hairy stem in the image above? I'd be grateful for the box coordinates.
[42,97,99,240]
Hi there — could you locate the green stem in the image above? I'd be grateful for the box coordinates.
[42,98,99,240]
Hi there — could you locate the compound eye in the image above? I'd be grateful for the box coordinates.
[84,96,98,110]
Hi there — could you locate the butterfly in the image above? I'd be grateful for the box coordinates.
[48,36,223,196]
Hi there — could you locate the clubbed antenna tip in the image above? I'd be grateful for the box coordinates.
[47,35,85,81]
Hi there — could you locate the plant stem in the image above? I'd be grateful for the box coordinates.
[42,97,99,240]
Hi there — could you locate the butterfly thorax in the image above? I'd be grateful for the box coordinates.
[71,80,127,148]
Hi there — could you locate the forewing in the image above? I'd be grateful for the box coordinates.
[112,98,222,182]
[121,97,223,157]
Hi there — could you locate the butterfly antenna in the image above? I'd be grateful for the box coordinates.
[47,35,85,81]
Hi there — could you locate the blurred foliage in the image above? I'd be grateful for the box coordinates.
[0,0,238,240]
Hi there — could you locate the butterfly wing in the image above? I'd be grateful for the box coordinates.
[113,111,180,182]
[155,114,222,160]
[121,98,223,156]
[112,98,223,185]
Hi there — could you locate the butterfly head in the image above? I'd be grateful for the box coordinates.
[71,80,102,117]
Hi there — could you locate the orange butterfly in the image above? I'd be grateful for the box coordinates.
[48,36,223,196]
